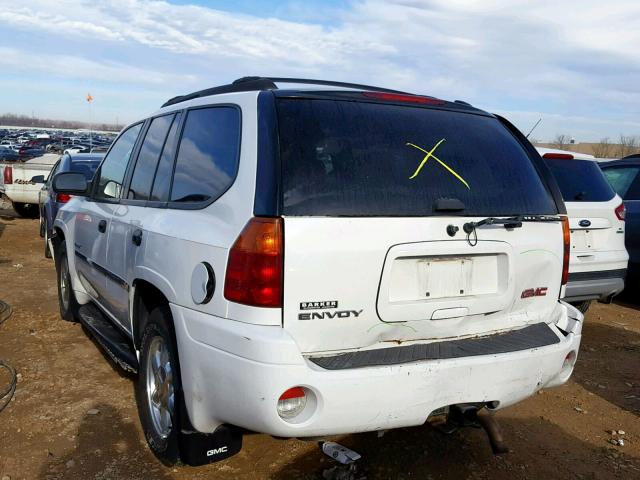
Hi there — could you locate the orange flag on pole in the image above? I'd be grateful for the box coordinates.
[86,93,93,103]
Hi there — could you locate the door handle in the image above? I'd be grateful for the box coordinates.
[98,220,107,233]
[132,229,143,246]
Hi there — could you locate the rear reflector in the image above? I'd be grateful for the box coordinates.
[362,92,445,105]
[615,202,626,221]
[56,193,72,203]
[3,166,12,185]
[277,387,307,419]
[224,217,283,308]
[561,216,570,285]
[542,153,574,160]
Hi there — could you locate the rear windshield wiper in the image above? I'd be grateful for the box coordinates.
[462,215,562,246]
[463,214,562,232]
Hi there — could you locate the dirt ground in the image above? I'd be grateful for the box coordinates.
[0,205,639,480]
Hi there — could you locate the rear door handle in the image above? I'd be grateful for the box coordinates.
[132,229,143,246]
[98,220,107,233]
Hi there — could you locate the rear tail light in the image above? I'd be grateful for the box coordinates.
[542,153,574,160]
[562,351,577,373]
[56,193,72,203]
[277,387,307,419]
[224,217,283,308]
[3,166,12,185]
[615,202,626,221]
[561,216,570,285]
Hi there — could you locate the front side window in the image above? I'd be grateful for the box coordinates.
[602,166,640,200]
[170,107,241,203]
[95,123,142,200]
[47,159,62,185]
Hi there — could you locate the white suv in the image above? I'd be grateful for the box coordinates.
[538,148,628,312]
[51,77,583,466]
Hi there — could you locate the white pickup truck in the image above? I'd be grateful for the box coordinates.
[0,154,59,217]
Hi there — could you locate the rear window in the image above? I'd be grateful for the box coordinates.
[70,161,99,180]
[543,159,615,202]
[276,99,556,216]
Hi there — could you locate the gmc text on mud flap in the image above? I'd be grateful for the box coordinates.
[299,310,363,320]
[206,446,228,456]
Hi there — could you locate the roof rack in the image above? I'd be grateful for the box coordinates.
[161,76,411,107]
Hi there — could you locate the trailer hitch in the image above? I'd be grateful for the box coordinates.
[441,404,509,455]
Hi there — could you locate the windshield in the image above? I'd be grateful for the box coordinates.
[276,99,557,216]
[543,158,615,202]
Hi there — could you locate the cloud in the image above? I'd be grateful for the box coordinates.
[0,47,196,86]
[0,0,638,139]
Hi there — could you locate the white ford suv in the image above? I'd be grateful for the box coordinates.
[51,77,583,466]
[537,148,628,313]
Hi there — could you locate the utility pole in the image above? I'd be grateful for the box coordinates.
[86,93,93,151]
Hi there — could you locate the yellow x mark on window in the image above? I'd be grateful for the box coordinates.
[406,139,470,190]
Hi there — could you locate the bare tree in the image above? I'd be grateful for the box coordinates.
[552,134,570,150]
[617,135,640,158]
[592,137,612,158]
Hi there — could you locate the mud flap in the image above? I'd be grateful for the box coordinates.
[179,425,243,466]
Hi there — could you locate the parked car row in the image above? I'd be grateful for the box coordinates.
[0,128,115,159]
[10,77,637,468]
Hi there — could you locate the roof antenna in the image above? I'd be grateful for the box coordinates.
[525,118,542,139]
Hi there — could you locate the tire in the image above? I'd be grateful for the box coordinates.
[55,242,78,321]
[571,300,591,314]
[39,214,45,238]
[43,220,52,258]
[12,202,32,218]
[136,305,182,465]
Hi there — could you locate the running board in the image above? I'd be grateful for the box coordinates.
[78,303,138,373]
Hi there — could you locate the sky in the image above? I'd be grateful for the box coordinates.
[0,0,639,141]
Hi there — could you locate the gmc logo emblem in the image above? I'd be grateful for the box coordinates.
[521,287,548,299]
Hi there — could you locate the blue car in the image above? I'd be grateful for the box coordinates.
[600,155,640,279]
[39,153,104,258]
[0,147,20,161]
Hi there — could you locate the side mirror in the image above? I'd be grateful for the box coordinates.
[52,172,89,196]
[30,175,45,184]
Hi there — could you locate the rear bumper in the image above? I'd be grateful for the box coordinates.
[564,270,626,302]
[173,303,582,437]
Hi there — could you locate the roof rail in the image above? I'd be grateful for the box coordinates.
[161,76,411,107]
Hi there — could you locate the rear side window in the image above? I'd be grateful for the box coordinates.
[277,99,556,216]
[128,113,175,200]
[544,159,615,202]
[150,112,182,202]
[170,107,241,203]
[602,166,640,200]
